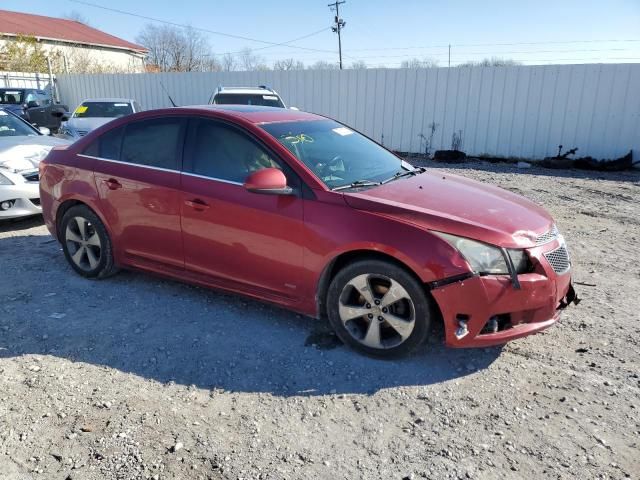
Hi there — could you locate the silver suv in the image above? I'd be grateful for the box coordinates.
[209,85,292,108]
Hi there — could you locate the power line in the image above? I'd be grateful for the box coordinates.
[377,56,640,67]
[223,27,333,56]
[68,0,336,54]
[345,38,640,52]
[346,47,635,61]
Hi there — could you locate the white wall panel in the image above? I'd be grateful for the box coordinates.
[56,64,640,160]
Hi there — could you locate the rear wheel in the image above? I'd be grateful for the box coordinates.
[326,260,432,358]
[60,205,118,279]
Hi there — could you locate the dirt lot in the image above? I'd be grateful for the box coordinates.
[0,161,638,480]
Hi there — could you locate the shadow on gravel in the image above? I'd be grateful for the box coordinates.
[0,214,44,233]
[0,223,503,397]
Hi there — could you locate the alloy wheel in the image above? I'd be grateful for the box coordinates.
[338,273,416,349]
[65,216,102,271]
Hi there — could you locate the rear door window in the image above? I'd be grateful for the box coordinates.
[121,117,184,170]
[82,126,123,160]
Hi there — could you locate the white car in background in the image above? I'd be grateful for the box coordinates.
[209,86,295,109]
[0,108,70,220]
[59,98,142,140]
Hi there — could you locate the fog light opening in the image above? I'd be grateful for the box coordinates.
[480,314,512,335]
[455,314,470,339]
[0,200,15,211]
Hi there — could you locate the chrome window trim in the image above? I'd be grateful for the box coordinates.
[180,171,243,186]
[77,154,179,174]
[78,154,245,185]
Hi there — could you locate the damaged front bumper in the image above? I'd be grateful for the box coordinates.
[0,182,41,220]
[430,243,579,348]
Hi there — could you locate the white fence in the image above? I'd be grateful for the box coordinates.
[57,64,640,160]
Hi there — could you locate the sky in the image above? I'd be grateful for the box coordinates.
[3,0,640,68]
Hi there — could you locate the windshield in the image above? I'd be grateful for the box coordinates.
[0,90,25,104]
[214,93,284,108]
[261,120,411,189]
[0,110,38,137]
[73,101,133,118]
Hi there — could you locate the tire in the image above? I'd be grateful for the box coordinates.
[326,259,432,358]
[60,205,118,279]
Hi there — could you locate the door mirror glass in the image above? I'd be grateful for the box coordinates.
[244,168,292,195]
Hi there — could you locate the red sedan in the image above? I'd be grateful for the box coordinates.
[39,106,577,357]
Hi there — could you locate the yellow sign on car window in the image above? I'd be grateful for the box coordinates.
[75,105,88,114]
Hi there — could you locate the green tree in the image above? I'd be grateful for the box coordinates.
[0,35,50,72]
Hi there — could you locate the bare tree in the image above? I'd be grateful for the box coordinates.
[457,57,521,67]
[238,48,268,71]
[273,58,305,71]
[400,57,439,69]
[136,24,213,72]
[63,11,91,26]
[307,60,340,70]
[349,60,367,69]
[201,55,222,72]
[221,53,237,72]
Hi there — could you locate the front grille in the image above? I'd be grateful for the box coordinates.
[22,171,39,182]
[544,245,570,274]
[30,198,41,206]
[77,130,89,137]
[536,224,559,246]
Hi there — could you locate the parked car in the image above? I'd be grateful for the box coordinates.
[58,98,142,140]
[40,106,577,357]
[0,108,70,220]
[209,86,293,108]
[0,88,68,132]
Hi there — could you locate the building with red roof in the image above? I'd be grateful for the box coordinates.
[0,9,148,73]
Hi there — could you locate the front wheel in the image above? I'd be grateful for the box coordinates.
[60,205,118,279]
[326,260,432,358]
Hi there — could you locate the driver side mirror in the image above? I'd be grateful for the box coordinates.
[244,168,293,195]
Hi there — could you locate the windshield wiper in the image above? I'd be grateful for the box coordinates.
[381,167,426,184]
[332,179,382,191]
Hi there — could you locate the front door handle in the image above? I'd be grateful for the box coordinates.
[185,198,210,211]
[104,178,122,190]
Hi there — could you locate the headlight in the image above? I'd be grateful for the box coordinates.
[434,232,529,275]
[0,171,14,185]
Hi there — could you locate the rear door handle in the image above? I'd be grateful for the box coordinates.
[104,178,122,190]
[185,198,210,211]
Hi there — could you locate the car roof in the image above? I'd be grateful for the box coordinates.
[176,105,325,125]
[80,98,135,103]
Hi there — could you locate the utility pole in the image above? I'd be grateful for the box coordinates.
[448,44,451,68]
[328,1,346,69]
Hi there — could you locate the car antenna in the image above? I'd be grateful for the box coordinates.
[159,81,178,107]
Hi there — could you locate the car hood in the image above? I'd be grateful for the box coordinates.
[0,135,71,173]
[65,117,115,132]
[342,171,553,248]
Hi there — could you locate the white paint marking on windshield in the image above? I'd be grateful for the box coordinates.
[332,127,353,136]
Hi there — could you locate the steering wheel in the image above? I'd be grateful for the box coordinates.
[318,155,343,178]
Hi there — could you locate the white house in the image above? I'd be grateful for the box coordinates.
[0,9,147,73]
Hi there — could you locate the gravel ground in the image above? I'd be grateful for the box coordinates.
[1,161,638,480]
